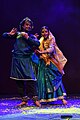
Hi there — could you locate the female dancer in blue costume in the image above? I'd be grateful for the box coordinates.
[37,26,67,105]
[3,17,41,107]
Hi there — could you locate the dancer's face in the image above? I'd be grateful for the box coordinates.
[22,21,32,32]
[41,28,49,39]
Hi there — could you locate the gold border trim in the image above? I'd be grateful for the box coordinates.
[10,77,37,81]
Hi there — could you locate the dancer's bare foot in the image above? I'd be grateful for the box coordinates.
[16,101,27,107]
[32,96,41,107]
[62,99,67,105]
[35,100,41,107]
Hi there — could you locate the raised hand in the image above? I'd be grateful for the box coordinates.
[34,33,39,38]
[9,28,17,35]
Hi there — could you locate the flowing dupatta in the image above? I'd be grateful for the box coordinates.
[39,31,67,74]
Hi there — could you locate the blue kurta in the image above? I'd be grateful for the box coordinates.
[3,32,40,81]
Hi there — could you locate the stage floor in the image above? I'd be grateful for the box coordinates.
[0,96,80,120]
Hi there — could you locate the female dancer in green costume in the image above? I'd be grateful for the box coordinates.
[37,26,67,105]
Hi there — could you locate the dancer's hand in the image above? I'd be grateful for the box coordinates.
[36,50,42,54]
[9,28,17,35]
[34,33,39,38]
[21,32,29,39]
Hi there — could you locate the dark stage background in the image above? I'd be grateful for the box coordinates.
[0,0,80,96]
